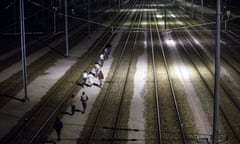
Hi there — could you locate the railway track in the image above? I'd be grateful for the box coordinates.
[1,1,240,144]
[78,1,146,143]
[175,30,240,143]
[147,3,187,144]
[169,7,240,143]
[0,12,105,108]
[0,7,125,144]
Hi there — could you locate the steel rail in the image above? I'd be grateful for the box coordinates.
[176,5,240,111]
[148,0,162,143]
[1,8,122,144]
[171,9,240,141]
[176,30,240,142]
[3,30,112,144]
[151,4,187,144]
[84,1,142,143]
[110,0,145,143]
[181,32,240,141]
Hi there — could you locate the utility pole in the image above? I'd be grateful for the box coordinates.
[54,10,56,33]
[88,0,91,35]
[97,0,100,30]
[14,1,17,36]
[164,3,167,29]
[118,0,121,12]
[213,0,221,143]
[65,0,69,57]
[19,0,29,102]
[191,0,194,18]
[52,0,58,33]
[201,0,204,21]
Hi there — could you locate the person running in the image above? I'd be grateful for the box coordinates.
[80,91,88,113]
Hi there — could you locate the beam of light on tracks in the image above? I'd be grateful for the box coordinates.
[193,37,201,45]
[164,33,194,79]
[120,8,157,12]
[156,14,163,18]
[144,40,147,49]
[165,38,176,48]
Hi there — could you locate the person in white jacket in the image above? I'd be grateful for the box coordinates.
[87,72,94,87]
[99,53,105,67]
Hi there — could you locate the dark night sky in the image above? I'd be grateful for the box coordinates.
[0,0,239,32]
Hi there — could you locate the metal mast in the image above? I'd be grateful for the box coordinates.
[20,0,29,102]
[64,0,69,57]
[213,0,221,143]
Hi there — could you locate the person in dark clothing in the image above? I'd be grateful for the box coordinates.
[80,91,88,113]
[53,117,63,141]
[104,48,108,60]
[69,94,76,115]
[107,43,112,57]
[98,70,104,87]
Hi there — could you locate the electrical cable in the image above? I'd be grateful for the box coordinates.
[26,0,240,33]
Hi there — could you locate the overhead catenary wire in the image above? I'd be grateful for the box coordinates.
[0,4,44,33]
[26,0,240,34]
[2,0,240,34]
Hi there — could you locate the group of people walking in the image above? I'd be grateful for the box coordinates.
[82,42,112,88]
[69,92,88,115]
[69,92,89,115]
[78,42,112,113]
[53,91,88,141]
[53,42,112,141]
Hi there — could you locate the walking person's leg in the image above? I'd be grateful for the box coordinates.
[82,102,85,113]
[56,129,61,141]
[82,102,87,113]
[71,105,76,115]
[95,68,99,77]
[99,79,103,86]
[100,60,104,67]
